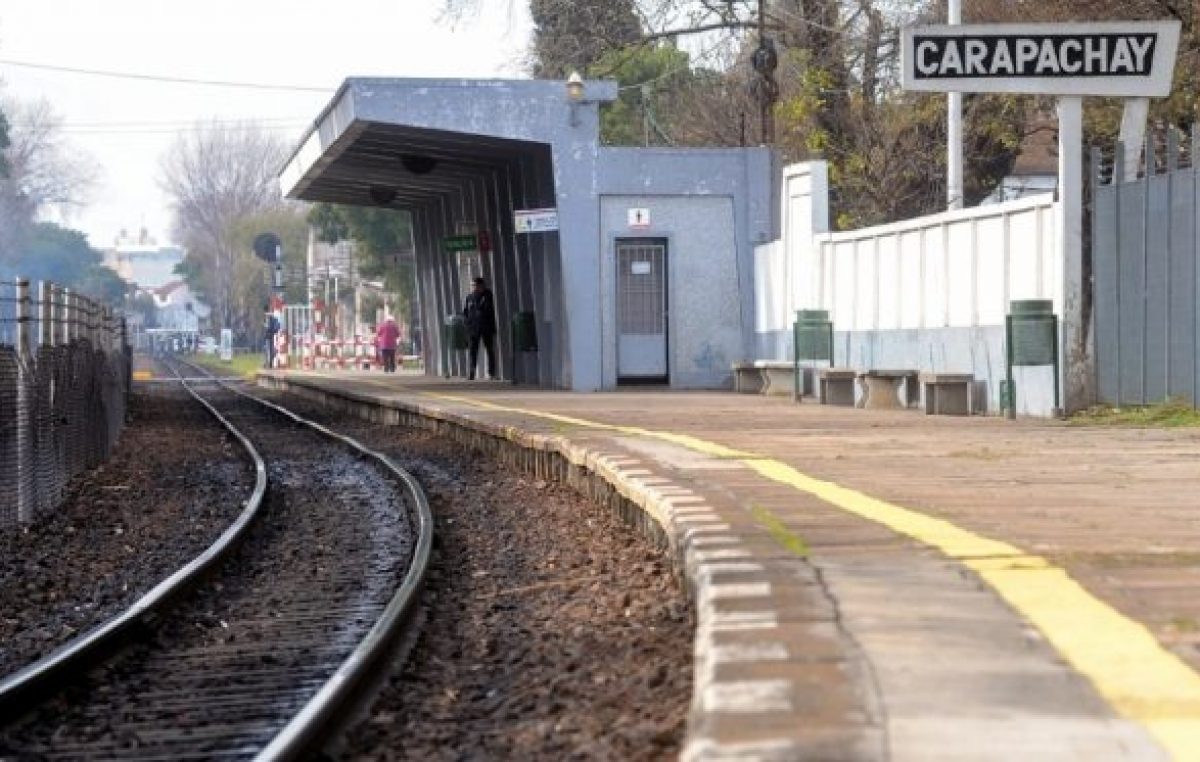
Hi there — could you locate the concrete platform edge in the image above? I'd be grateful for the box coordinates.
[256,372,881,761]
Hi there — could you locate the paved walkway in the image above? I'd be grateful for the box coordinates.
[259,370,1200,761]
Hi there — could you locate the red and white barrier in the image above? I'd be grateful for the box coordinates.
[303,335,383,371]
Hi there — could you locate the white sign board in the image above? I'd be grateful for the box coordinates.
[514,208,559,233]
[902,21,1180,97]
[219,328,232,362]
[628,208,651,229]
[631,261,652,275]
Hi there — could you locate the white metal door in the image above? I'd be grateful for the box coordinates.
[616,239,668,381]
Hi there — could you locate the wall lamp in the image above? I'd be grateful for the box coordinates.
[566,71,598,127]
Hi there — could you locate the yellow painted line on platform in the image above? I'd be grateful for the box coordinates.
[421,390,1200,760]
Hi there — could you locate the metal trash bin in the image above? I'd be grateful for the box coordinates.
[1009,300,1057,366]
[443,314,468,350]
[509,311,538,384]
[795,309,833,362]
[511,311,538,352]
[793,309,833,399]
[1004,299,1060,418]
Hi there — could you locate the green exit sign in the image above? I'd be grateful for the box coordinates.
[443,234,477,252]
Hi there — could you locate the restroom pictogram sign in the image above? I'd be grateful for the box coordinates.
[628,208,651,229]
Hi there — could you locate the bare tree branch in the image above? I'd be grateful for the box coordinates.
[159,122,287,332]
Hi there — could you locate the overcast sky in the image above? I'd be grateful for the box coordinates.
[0,0,532,249]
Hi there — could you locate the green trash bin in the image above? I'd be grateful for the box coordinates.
[1009,300,1056,366]
[509,311,538,384]
[444,314,468,351]
[794,309,833,363]
[1004,299,1060,418]
[511,311,538,352]
[793,309,833,400]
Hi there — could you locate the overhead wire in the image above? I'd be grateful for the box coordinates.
[0,58,334,93]
[59,123,310,136]
[53,117,312,128]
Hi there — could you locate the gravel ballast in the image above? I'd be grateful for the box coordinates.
[263,392,694,761]
[0,384,251,675]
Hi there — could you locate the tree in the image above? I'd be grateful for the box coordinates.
[966,0,1198,147]
[5,222,94,283]
[159,122,288,335]
[128,291,159,329]
[0,222,129,306]
[575,1,1025,225]
[439,0,643,77]
[0,97,98,267]
[0,107,9,178]
[75,262,131,307]
[529,0,643,77]
[591,44,693,146]
[459,0,1196,227]
[308,204,415,313]
[228,206,309,341]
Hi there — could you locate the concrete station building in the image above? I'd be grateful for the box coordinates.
[281,78,774,391]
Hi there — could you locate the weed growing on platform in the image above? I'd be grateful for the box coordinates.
[1071,398,1200,428]
[750,504,809,558]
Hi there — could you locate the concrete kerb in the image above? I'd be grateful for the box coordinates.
[256,373,878,760]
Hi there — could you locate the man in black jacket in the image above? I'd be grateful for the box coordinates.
[462,276,497,380]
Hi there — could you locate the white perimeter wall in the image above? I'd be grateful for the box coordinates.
[755,162,1063,415]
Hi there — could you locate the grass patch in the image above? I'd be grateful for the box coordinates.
[189,352,265,380]
[750,504,809,558]
[1070,398,1200,428]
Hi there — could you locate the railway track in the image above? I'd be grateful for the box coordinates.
[0,358,432,760]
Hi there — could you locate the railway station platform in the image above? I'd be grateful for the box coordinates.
[257,369,1200,761]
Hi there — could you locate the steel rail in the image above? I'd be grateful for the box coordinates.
[0,361,270,718]
[176,359,435,762]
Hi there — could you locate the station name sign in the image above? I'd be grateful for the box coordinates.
[902,21,1180,97]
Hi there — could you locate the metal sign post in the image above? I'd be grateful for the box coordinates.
[947,0,963,211]
[901,19,1180,414]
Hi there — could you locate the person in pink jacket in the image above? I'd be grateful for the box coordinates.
[376,317,400,373]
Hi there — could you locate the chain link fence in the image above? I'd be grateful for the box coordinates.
[0,278,131,528]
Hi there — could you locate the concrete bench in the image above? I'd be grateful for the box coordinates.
[856,369,919,410]
[920,372,975,415]
[732,361,765,394]
[756,361,797,397]
[733,360,797,396]
[817,368,857,406]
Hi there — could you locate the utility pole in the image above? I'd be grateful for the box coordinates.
[947,0,964,210]
[751,0,779,145]
[642,84,651,147]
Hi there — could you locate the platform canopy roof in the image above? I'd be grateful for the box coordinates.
[279,77,616,210]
